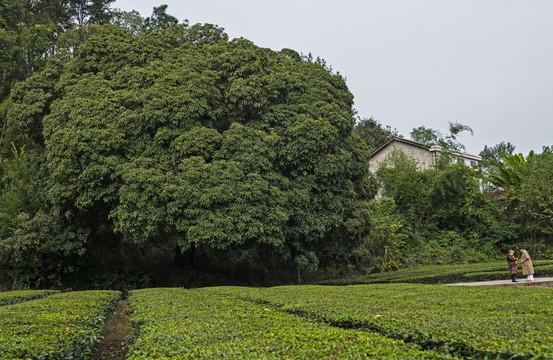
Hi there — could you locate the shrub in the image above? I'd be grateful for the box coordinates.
[210,284,553,358]
[0,290,120,359]
[0,289,58,306]
[127,288,450,359]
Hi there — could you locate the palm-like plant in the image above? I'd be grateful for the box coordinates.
[485,151,535,194]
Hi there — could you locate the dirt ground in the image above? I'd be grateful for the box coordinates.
[92,300,134,360]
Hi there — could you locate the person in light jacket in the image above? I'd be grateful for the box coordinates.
[507,250,518,282]
[519,247,534,282]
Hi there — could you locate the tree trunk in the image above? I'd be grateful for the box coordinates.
[174,244,196,270]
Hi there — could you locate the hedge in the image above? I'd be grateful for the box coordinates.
[319,260,553,285]
[209,284,553,358]
[0,290,58,306]
[0,290,120,359]
[127,288,453,359]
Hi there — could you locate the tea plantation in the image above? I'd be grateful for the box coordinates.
[0,290,120,359]
[1,278,552,358]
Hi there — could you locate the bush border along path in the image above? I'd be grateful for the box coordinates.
[318,260,553,285]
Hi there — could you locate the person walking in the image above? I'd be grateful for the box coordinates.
[519,247,535,282]
[507,250,518,282]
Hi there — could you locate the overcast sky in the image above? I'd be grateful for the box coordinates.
[113,0,552,155]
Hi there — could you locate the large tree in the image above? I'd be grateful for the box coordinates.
[410,122,473,151]
[479,141,516,171]
[353,117,397,153]
[2,24,374,286]
[0,0,121,156]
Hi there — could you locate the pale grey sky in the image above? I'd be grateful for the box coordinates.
[113,0,553,155]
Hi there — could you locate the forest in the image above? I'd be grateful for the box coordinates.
[1,1,552,290]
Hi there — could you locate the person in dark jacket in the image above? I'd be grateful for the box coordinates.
[507,250,518,282]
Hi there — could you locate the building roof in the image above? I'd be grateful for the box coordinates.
[370,137,429,158]
[428,146,482,161]
[370,136,482,161]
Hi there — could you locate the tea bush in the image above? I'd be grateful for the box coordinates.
[0,290,120,359]
[0,289,58,306]
[127,288,453,359]
[210,284,553,358]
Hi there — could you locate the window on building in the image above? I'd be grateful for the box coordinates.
[457,158,465,164]
[470,160,477,167]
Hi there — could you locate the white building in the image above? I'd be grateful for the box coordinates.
[369,137,482,173]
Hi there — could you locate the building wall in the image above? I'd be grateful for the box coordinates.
[453,156,479,167]
[369,141,434,173]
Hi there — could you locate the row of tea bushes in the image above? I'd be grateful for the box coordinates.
[209,284,553,358]
[127,288,454,359]
[0,290,120,359]
[0,290,59,306]
[319,260,553,285]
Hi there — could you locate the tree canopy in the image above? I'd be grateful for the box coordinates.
[353,117,398,153]
[483,148,553,252]
[410,122,473,151]
[1,23,374,287]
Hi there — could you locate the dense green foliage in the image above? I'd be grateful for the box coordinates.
[0,2,182,157]
[365,148,513,270]
[0,290,120,359]
[1,14,374,287]
[478,141,516,171]
[0,0,116,104]
[128,287,452,359]
[484,148,553,254]
[353,117,397,153]
[211,284,553,359]
[410,122,473,152]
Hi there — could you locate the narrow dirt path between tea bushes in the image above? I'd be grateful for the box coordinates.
[92,299,134,360]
